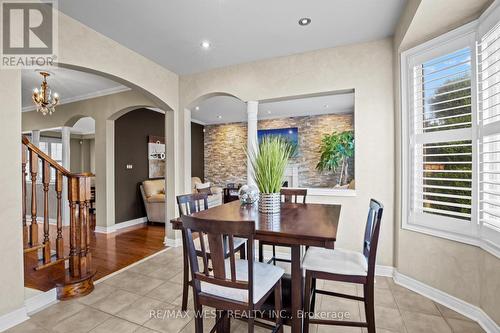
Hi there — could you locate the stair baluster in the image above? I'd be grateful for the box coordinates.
[42,160,51,264]
[29,150,38,246]
[55,170,64,259]
[22,144,28,247]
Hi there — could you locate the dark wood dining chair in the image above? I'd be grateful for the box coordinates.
[182,215,284,333]
[258,188,307,265]
[176,193,247,311]
[302,199,384,333]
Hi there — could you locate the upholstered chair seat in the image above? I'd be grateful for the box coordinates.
[302,247,368,276]
[200,259,284,304]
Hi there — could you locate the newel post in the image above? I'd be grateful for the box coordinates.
[68,176,80,277]
[67,174,93,278]
[78,175,92,275]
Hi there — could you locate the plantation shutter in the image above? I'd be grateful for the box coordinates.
[409,45,475,233]
[478,18,500,247]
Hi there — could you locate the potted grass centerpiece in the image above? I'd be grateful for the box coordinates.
[248,136,294,214]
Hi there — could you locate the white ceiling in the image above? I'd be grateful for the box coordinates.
[58,0,406,74]
[71,117,95,135]
[192,92,354,125]
[22,67,128,111]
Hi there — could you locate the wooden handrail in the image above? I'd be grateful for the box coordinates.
[22,136,95,179]
[22,136,70,176]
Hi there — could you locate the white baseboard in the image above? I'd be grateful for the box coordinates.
[94,217,148,234]
[0,307,28,332]
[393,271,499,333]
[24,288,57,315]
[165,236,182,247]
[375,265,395,277]
[0,288,58,332]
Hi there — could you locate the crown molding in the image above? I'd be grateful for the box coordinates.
[22,86,131,112]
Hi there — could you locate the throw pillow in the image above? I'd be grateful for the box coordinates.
[196,182,212,195]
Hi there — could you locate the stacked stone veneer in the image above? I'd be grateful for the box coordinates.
[204,113,354,188]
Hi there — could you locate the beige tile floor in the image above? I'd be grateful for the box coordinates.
[7,247,485,333]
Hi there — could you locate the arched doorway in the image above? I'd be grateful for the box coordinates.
[20,65,175,294]
[182,92,246,194]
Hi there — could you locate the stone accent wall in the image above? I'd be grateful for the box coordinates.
[204,113,354,188]
[204,122,248,187]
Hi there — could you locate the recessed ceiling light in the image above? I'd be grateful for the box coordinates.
[201,40,211,49]
[298,18,311,26]
[217,115,222,119]
[195,106,200,111]
[267,110,272,114]
[324,104,329,108]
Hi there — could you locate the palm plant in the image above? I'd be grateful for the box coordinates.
[316,130,354,186]
[248,136,294,194]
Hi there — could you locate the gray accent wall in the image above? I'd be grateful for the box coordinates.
[191,122,205,181]
[114,108,165,223]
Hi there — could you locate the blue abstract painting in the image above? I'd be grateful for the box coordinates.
[258,127,299,156]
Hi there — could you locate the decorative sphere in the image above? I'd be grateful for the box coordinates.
[238,185,259,205]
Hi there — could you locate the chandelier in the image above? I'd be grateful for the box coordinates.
[32,71,60,116]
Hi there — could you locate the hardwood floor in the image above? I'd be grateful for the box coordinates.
[24,222,167,292]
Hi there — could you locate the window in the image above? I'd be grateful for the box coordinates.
[403,25,478,241]
[26,137,63,183]
[402,9,500,257]
[478,19,500,251]
[413,48,473,223]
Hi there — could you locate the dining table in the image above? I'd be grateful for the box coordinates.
[170,200,341,333]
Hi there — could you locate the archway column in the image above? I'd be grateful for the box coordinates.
[94,114,115,230]
[31,130,40,147]
[183,108,192,193]
[247,101,259,187]
[61,126,71,226]
[165,108,182,246]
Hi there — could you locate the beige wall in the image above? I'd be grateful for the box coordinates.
[70,138,93,173]
[0,8,180,319]
[181,39,395,266]
[394,0,500,324]
[0,70,25,317]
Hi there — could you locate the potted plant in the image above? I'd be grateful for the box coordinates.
[316,130,354,187]
[248,136,294,214]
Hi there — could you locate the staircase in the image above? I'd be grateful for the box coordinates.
[22,136,95,300]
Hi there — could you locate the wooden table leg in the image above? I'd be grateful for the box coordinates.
[181,229,189,311]
[291,245,303,333]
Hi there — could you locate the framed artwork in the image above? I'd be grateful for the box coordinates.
[258,127,299,157]
[148,135,165,179]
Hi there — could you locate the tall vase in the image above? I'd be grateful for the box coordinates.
[258,193,281,214]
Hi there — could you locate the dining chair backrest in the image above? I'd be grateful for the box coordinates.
[181,215,256,305]
[363,199,384,278]
[280,188,307,204]
[177,193,209,216]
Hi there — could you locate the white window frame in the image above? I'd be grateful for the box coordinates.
[26,136,63,184]
[477,2,500,257]
[401,11,500,259]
